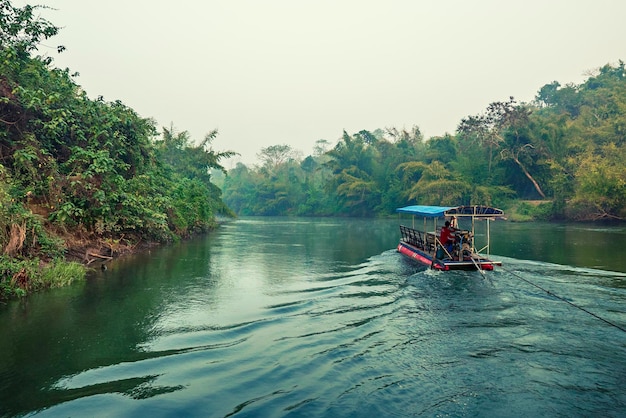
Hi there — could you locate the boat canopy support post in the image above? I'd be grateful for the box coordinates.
[487,218,491,259]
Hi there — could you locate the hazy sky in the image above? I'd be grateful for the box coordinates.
[20,0,626,165]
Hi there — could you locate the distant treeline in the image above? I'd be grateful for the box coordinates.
[0,1,234,298]
[222,61,626,222]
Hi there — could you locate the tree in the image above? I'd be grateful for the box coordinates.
[313,139,331,156]
[403,161,471,205]
[257,144,297,173]
[324,131,379,215]
[222,163,259,215]
[154,125,236,220]
[570,143,626,220]
[0,0,61,56]
[459,97,547,199]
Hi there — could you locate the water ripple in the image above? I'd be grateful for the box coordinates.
[9,228,626,418]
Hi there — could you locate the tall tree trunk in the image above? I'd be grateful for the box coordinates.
[512,156,546,199]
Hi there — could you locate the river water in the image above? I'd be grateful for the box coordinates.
[1,218,625,417]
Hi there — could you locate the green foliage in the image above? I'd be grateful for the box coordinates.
[507,201,555,222]
[155,126,235,185]
[40,258,85,288]
[223,61,626,221]
[0,167,65,259]
[168,178,216,235]
[153,126,236,230]
[223,127,421,217]
[0,0,236,298]
[0,256,85,300]
[0,0,60,61]
[568,143,626,220]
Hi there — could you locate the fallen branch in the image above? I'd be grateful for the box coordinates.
[87,252,113,260]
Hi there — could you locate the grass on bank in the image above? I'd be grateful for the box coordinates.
[0,257,85,300]
[506,200,555,222]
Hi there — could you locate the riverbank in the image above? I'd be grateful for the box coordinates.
[0,227,205,302]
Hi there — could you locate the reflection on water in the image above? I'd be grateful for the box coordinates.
[0,218,625,417]
[492,221,626,273]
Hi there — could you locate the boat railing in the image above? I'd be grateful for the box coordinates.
[399,224,490,261]
[475,244,488,255]
[399,225,424,249]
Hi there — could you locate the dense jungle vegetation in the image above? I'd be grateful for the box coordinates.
[2,1,625,299]
[0,1,234,299]
[222,63,626,222]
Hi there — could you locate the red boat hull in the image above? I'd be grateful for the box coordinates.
[397,242,498,271]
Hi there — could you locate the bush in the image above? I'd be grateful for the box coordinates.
[0,256,85,300]
[40,259,85,288]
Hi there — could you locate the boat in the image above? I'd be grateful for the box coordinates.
[396,205,505,271]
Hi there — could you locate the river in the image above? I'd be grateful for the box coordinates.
[1,218,625,417]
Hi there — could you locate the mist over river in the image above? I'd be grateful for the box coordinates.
[1,218,625,417]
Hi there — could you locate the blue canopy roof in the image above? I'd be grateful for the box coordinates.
[396,205,454,217]
[396,205,505,219]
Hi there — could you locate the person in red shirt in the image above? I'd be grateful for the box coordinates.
[439,220,456,255]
